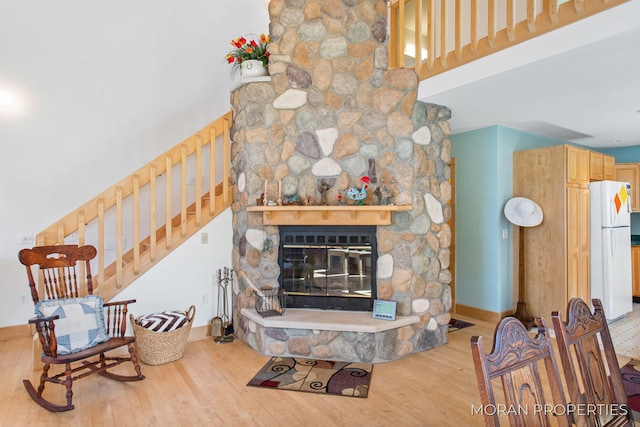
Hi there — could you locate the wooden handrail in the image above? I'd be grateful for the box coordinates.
[389,0,628,80]
[35,111,234,301]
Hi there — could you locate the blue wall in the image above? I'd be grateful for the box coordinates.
[451,126,568,314]
[452,127,500,311]
[601,146,640,162]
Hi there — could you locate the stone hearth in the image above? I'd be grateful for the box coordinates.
[229,0,452,363]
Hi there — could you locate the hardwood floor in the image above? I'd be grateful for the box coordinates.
[0,315,534,426]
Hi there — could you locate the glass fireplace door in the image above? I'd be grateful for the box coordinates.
[279,226,377,311]
[281,245,373,303]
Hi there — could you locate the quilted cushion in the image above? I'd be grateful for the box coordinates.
[135,310,189,332]
[35,295,109,355]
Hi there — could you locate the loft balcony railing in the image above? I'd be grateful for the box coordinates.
[389,0,628,80]
[35,111,234,302]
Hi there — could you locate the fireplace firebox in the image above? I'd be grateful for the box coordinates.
[278,226,377,311]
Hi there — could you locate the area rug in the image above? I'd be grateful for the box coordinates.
[449,318,474,332]
[620,358,640,414]
[247,356,372,398]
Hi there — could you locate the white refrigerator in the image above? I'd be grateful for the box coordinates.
[589,180,633,321]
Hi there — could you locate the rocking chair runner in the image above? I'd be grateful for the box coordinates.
[18,244,145,412]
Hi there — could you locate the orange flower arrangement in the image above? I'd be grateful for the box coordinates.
[225,33,270,75]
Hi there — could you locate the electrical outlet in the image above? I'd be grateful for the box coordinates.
[201,293,209,304]
[200,232,208,244]
[20,294,29,305]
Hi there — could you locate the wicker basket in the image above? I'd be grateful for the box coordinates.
[130,305,195,365]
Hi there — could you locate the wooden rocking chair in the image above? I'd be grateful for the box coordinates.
[18,244,145,412]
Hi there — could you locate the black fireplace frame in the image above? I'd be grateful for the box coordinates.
[278,225,377,311]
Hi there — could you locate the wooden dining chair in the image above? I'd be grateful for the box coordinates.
[18,245,145,412]
[552,298,634,427]
[471,316,571,427]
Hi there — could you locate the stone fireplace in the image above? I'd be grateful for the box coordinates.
[229,0,452,363]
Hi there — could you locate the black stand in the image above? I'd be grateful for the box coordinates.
[511,226,535,330]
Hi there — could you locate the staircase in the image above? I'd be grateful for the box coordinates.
[34,111,233,302]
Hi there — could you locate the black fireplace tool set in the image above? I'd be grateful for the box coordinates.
[211,267,234,343]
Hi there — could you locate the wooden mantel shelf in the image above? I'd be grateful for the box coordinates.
[246,204,412,225]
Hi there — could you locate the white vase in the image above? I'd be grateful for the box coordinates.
[241,60,268,78]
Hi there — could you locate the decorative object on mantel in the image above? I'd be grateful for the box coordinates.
[277,179,282,206]
[367,159,377,184]
[375,178,395,206]
[262,179,281,206]
[225,33,270,77]
[283,193,300,205]
[347,176,370,205]
[263,180,268,206]
[247,357,372,398]
[317,178,336,206]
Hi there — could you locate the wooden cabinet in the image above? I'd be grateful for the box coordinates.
[603,155,615,180]
[590,152,604,181]
[566,186,590,303]
[589,152,616,181]
[615,163,640,212]
[513,145,590,318]
[633,246,640,298]
[567,146,590,184]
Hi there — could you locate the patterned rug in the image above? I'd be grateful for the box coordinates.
[449,318,474,332]
[621,359,640,414]
[247,357,372,398]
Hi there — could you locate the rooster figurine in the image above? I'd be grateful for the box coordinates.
[347,176,370,205]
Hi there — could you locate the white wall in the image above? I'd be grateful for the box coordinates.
[0,0,269,328]
[115,209,234,328]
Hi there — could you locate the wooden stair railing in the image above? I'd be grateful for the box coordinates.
[35,111,233,302]
[390,0,628,81]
